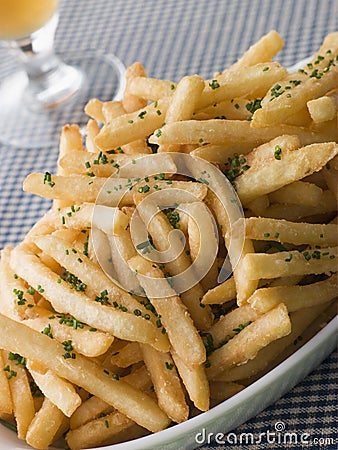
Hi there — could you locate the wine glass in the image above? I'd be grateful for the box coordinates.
[0,0,125,148]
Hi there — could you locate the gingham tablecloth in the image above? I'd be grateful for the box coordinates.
[0,1,337,449]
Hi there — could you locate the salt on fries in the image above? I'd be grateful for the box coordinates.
[0,31,337,449]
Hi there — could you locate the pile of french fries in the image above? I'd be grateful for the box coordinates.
[0,30,337,450]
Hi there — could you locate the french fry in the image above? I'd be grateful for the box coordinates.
[23,173,206,206]
[209,381,244,405]
[228,30,284,71]
[201,277,236,304]
[22,211,57,248]
[27,362,81,417]
[0,314,171,433]
[165,75,205,123]
[70,365,151,430]
[268,181,323,206]
[0,351,13,414]
[128,255,206,368]
[48,203,129,236]
[110,342,142,368]
[84,98,106,123]
[102,100,126,123]
[202,189,257,305]
[66,410,143,450]
[316,31,338,55]
[26,398,66,450]
[243,135,301,167]
[261,190,337,221]
[23,173,130,205]
[193,96,253,121]
[122,62,148,113]
[107,228,142,295]
[197,62,287,110]
[234,142,338,205]
[206,303,291,379]
[0,247,36,320]
[241,246,338,280]
[70,396,114,430]
[247,275,337,313]
[85,119,101,153]
[307,93,337,123]
[159,75,205,153]
[95,98,170,150]
[59,150,177,177]
[140,344,189,423]
[148,119,330,147]
[33,234,158,322]
[132,199,213,330]
[171,349,210,412]
[10,244,170,352]
[128,76,176,101]
[179,201,218,291]
[3,350,35,439]
[251,62,338,127]
[54,123,83,210]
[207,304,261,348]
[217,303,331,382]
[23,305,114,357]
[56,124,83,178]
[245,217,338,246]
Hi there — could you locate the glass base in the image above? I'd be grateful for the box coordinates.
[0,50,125,148]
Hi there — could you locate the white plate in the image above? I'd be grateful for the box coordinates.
[1,55,336,450]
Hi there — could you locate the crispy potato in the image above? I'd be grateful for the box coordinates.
[4,350,35,439]
[26,398,66,449]
[228,30,284,71]
[206,303,291,379]
[268,181,323,207]
[27,362,82,417]
[122,62,148,113]
[110,342,142,368]
[10,244,170,352]
[307,94,337,123]
[84,98,106,123]
[235,142,338,205]
[95,98,170,150]
[171,349,210,412]
[59,150,177,178]
[248,275,337,313]
[252,60,338,127]
[23,304,114,357]
[201,277,236,304]
[0,351,13,414]
[148,119,331,147]
[207,304,261,348]
[245,217,338,246]
[217,303,332,382]
[241,246,338,280]
[140,344,189,423]
[128,255,206,368]
[0,314,171,433]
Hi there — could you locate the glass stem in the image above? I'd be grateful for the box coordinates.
[9,13,82,111]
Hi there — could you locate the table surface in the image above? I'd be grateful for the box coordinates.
[0,1,337,449]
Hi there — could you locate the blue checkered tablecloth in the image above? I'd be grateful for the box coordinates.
[0,1,337,449]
